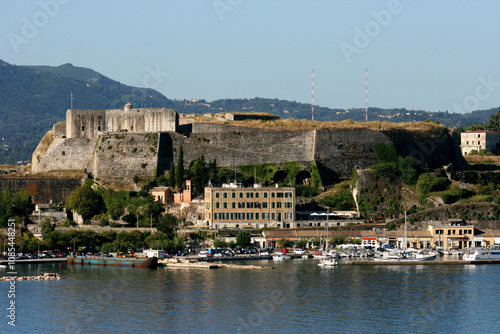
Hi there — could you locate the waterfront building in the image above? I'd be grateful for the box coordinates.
[428,223,474,249]
[204,183,295,229]
[460,130,499,155]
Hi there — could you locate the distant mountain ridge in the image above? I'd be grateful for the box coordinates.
[0,59,498,165]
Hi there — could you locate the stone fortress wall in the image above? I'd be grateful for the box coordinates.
[66,103,178,139]
[32,105,469,184]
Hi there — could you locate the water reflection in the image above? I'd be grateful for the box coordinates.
[2,260,500,333]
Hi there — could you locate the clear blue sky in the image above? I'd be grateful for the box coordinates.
[2,0,500,113]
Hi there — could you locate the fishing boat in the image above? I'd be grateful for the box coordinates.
[67,253,157,267]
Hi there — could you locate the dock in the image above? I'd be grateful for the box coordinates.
[346,259,500,265]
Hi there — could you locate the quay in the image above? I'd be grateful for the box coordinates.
[346,259,500,265]
[0,258,67,265]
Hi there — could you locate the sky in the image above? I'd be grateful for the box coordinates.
[1,0,500,113]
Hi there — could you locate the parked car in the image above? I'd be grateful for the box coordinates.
[294,248,306,255]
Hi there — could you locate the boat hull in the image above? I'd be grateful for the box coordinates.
[68,255,157,267]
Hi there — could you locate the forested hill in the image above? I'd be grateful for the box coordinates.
[0,60,498,165]
[0,61,173,165]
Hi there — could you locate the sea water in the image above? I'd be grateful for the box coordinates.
[1,259,499,333]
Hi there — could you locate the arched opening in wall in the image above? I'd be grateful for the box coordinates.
[273,170,287,184]
[296,170,312,186]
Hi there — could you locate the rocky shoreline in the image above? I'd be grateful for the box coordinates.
[0,273,63,281]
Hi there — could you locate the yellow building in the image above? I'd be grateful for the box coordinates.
[428,223,474,249]
[204,183,295,229]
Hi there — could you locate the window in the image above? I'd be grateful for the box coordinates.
[271,213,276,220]
[277,192,283,198]
[262,202,268,209]
[246,202,254,209]
[246,193,253,198]
[478,134,481,138]
[223,202,227,209]
[215,202,220,209]
[285,192,292,198]
[271,202,275,209]
[222,213,229,220]
[239,193,243,198]
[271,192,275,198]
[277,202,282,208]
[255,202,260,208]
[81,126,85,131]
[285,212,292,219]
[255,213,260,220]
[255,193,260,198]
[238,202,245,209]
[262,213,269,219]
[232,202,236,209]
[232,193,236,198]
[238,213,245,220]
[264,192,268,198]
[247,213,253,220]
[223,192,227,198]
[216,192,220,198]
[214,213,221,220]
[231,213,237,220]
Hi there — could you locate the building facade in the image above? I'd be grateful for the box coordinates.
[204,183,295,229]
[460,130,499,155]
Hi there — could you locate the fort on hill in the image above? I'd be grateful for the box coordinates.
[31,104,469,185]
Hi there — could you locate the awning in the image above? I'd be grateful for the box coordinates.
[474,236,484,241]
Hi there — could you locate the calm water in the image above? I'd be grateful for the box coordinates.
[1,258,499,333]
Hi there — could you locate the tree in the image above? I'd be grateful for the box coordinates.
[312,236,321,249]
[176,145,184,189]
[465,125,484,131]
[168,162,176,188]
[213,237,227,248]
[66,185,105,220]
[12,190,34,217]
[486,110,500,132]
[236,230,251,248]
[277,238,290,249]
[156,214,178,239]
[329,234,346,248]
[295,238,308,249]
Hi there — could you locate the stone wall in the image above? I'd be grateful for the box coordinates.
[66,105,178,139]
[0,177,84,204]
[93,133,160,181]
[32,138,96,173]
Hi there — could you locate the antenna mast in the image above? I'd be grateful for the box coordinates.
[311,68,315,121]
[365,67,368,122]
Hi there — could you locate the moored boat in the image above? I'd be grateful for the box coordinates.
[318,257,338,267]
[463,247,500,261]
[67,253,157,267]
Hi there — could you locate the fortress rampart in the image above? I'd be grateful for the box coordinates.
[32,106,469,184]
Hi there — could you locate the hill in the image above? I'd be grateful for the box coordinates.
[0,60,498,164]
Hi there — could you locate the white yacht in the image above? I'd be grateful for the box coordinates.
[463,248,500,261]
